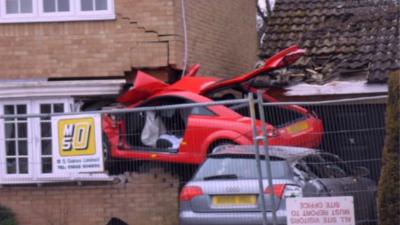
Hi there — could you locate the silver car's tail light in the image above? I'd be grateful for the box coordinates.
[264,184,286,198]
[180,186,204,201]
[264,184,302,198]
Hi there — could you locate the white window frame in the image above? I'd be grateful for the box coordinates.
[0,0,115,23]
[76,0,113,16]
[31,98,73,180]
[38,0,74,17]
[0,100,33,181]
[0,98,74,182]
[0,0,37,19]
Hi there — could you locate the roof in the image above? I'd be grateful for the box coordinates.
[211,145,317,160]
[260,0,400,84]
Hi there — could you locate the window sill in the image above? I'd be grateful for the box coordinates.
[0,13,116,24]
[0,173,114,185]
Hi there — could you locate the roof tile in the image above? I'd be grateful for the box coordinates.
[262,0,400,84]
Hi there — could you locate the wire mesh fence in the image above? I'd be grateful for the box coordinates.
[0,94,386,225]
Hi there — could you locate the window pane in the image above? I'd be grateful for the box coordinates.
[18,140,28,156]
[5,123,15,139]
[17,104,26,114]
[95,0,107,10]
[17,105,27,121]
[41,140,52,155]
[6,0,19,14]
[40,104,51,120]
[42,157,52,173]
[54,104,64,113]
[17,123,27,138]
[19,158,28,174]
[4,105,14,115]
[81,0,93,11]
[58,0,70,12]
[6,141,16,156]
[40,104,51,114]
[43,0,56,12]
[21,0,33,13]
[6,158,16,174]
[41,122,51,137]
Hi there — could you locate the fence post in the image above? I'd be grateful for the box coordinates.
[248,93,267,225]
[257,90,278,225]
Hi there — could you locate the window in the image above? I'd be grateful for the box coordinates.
[191,106,215,116]
[43,0,70,13]
[81,0,107,11]
[4,104,29,175]
[303,154,350,179]
[0,0,115,23]
[6,0,33,14]
[0,99,71,181]
[39,103,64,174]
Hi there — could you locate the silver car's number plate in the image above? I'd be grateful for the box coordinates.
[212,195,257,206]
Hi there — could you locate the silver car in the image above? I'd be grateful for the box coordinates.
[179,145,377,225]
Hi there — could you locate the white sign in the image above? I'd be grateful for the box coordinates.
[52,114,104,174]
[286,196,355,225]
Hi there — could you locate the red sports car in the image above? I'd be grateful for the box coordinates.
[103,46,324,165]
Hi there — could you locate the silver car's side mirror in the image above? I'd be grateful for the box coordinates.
[352,166,370,177]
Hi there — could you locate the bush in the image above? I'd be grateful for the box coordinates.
[377,71,400,225]
[0,205,17,225]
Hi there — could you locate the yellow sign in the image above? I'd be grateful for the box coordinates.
[58,117,96,156]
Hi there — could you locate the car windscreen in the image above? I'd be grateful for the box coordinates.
[303,154,351,179]
[193,157,291,180]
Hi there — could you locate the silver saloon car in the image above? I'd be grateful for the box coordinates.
[179,145,377,225]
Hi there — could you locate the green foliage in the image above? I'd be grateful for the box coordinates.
[0,205,17,225]
[378,71,400,225]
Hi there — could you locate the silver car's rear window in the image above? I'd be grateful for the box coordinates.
[194,157,290,180]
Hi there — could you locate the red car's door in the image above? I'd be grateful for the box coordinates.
[199,45,305,95]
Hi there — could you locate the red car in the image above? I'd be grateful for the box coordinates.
[103,46,324,165]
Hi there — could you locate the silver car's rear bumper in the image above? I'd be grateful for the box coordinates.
[180,210,287,225]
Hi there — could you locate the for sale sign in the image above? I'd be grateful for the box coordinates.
[286,197,355,225]
[52,114,104,174]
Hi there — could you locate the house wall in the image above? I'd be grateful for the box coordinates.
[0,172,179,225]
[0,0,257,80]
[0,0,177,79]
[173,0,258,78]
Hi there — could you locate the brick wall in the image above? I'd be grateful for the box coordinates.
[0,171,179,225]
[173,0,258,78]
[0,0,257,80]
[0,0,177,79]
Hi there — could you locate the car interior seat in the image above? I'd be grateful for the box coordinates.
[125,111,146,147]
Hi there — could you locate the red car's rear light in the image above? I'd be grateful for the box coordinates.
[264,184,286,198]
[180,186,204,201]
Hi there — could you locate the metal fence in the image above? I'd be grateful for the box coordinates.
[0,94,386,225]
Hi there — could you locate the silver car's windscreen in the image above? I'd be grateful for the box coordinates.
[193,157,291,180]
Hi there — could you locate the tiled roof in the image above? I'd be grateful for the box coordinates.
[260,0,400,84]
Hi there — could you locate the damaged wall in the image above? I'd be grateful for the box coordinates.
[173,0,258,78]
[0,171,179,225]
[0,0,176,79]
[0,0,258,80]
